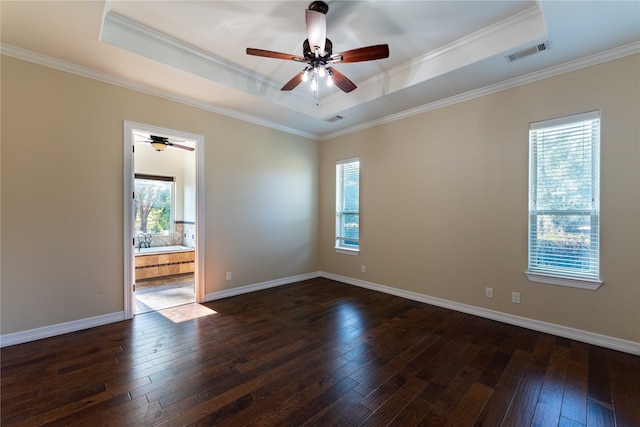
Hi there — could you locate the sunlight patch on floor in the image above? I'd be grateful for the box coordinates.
[156,303,218,323]
[135,274,196,314]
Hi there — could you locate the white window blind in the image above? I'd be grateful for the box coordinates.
[528,111,600,282]
[336,158,360,251]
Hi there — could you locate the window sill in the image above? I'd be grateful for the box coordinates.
[525,271,603,290]
[335,247,359,256]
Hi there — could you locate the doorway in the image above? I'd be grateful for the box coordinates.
[123,121,205,318]
[135,274,196,314]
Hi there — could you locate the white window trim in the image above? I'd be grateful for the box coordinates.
[525,271,602,290]
[526,110,602,290]
[335,157,360,255]
[335,247,359,256]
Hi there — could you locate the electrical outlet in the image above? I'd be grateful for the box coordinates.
[226,272,232,281]
[485,287,493,298]
[361,265,366,273]
[512,292,521,304]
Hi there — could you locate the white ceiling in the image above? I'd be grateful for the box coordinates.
[2,1,639,140]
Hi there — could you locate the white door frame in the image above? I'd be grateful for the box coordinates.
[123,121,205,319]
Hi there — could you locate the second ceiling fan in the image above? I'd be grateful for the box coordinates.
[135,133,194,152]
[246,1,389,94]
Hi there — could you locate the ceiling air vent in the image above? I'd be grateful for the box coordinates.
[505,41,550,62]
[325,115,345,123]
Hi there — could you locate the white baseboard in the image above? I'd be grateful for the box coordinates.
[0,272,323,348]
[3,272,638,356]
[203,272,322,302]
[0,311,126,348]
[320,272,640,356]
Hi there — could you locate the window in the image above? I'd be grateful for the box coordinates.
[336,158,360,254]
[526,111,601,289]
[134,174,175,236]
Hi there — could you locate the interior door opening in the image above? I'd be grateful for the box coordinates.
[133,170,195,313]
[124,121,205,318]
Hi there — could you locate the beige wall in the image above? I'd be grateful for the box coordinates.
[2,52,638,344]
[0,56,319,334]
[320,54,640,343]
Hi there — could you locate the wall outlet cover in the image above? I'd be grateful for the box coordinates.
[512,292,521,304]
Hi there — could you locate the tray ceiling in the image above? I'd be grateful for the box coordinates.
[1,1,639,139]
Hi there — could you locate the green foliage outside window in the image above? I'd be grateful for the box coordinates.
[528,112,599,279]
[134,177,173,235]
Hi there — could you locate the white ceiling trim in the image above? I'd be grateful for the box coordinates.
[100,5,548,122]
[100,11,317,115]
[3,41,637,142]
[0,43,319,140]
[319,5,547,116]
[320,41,640,141]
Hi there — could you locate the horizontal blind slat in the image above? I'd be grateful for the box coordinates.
[528,112,600,280]
[336,159,360,248]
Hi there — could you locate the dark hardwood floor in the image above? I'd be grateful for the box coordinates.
[2,278,639,426]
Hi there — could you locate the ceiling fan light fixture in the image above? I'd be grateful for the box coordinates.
[151,141,167,151]
[246,0,389,97]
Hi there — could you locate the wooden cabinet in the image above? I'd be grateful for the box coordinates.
[135,250,195,281]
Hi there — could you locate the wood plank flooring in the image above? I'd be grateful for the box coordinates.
[2,278,639,426]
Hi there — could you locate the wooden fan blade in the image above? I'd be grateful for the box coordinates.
[305,9,326,55]
[168,142,195,151]
[328,67,357,93]
[281,71,305,91]
[246,48,305,62]
[334,44,389,63]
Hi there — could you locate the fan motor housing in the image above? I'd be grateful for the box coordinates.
[150,135,169,143]
[308,1,328,14]
[303,38,332,60]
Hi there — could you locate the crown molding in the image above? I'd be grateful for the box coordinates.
[100,12,319,117]
[322,5,546,107]
[3,40,638,143]
[0,43,320,141]
[316,4,548,118]
[319,41,640,141]
[103,11,268,88]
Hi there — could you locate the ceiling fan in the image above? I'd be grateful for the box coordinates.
[246,1,389,94]
[135,134,195,152]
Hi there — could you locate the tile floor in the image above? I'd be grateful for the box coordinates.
[135,273,195,314]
